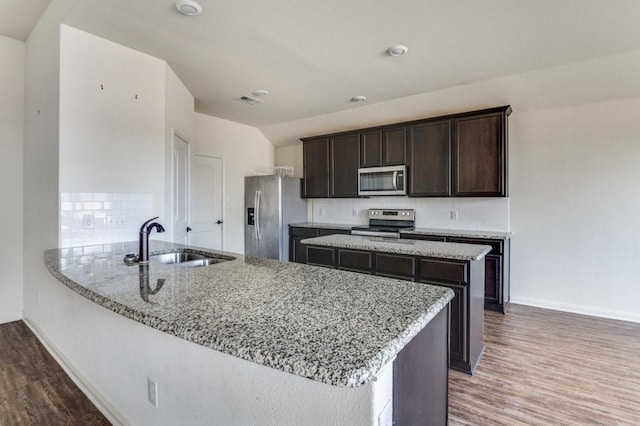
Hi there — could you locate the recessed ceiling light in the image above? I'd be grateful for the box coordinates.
[253,89,269,97]
[175,0,203,16]
[387,45,408,57]
[351,96,367,103]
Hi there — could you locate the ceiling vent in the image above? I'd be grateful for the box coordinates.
[235,95,264,105]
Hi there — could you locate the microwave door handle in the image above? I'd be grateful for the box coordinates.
[392,171,398,190]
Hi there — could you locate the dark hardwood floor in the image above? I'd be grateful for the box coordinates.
[0,321,110,426]
[2,305,639,425]
[449,304,640,425]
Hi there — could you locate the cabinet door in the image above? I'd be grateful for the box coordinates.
[302,138,330,198]
[338,249,373,273]
[330,133,360,197]
[289,227,318,263]
[484,254,502,306]
[306,246,336,267]
[431,282,467,364]
[375,253,416,279]
[453,112,507,196]
[360,130,382,167]
[383,127,406,165]
[407,120,451,197]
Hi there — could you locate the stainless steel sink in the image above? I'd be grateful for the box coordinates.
[150,251,230,268]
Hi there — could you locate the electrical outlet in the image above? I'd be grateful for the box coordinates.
[352,208,358,217]
[83,214,94,229]
[319,207,325,216]
[36,290,41,304]
[450,210,459,220]
[147,377,158,407]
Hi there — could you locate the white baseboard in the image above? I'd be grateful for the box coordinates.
[22,313,127,425]
[511,297,640,324]
[0,311,22,325]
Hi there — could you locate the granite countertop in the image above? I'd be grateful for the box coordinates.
[289,222,354,231]
[301,234,491,261]
[45,241,453,388]
[401,227,511,240]
[290,222,511,240]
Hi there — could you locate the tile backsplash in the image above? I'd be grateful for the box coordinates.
[60,192,155,248]
[308,197,509,231]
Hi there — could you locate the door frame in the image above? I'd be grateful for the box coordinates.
[171,129,191,244]
[192,154,226,250]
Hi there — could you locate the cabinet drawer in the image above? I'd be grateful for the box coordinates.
[306,246,336,267]
[401,234,446,242]
[375,254,415,279]
[338,249,372,273]
[318,228,351,236]
[290,227,319,238]
[419,258,468,284]
[448,237,502,255]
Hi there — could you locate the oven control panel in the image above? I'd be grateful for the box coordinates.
[368,209,415,221]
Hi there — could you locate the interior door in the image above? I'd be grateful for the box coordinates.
[172,134,190,244]
[190,155,224,250]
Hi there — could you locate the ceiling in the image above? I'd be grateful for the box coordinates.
[0,0,50,41]
[5,1,640,146]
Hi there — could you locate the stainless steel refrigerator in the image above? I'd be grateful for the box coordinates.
[245,175,307,261]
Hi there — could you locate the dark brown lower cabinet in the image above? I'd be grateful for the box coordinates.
[393,305,449,425]
[375,253,416,280]
[289,227,350,264]
[417,257,484,374]
[337,249,372,273]
[402,233,511,313]
[306,246,336,267]
[298,239,484,374]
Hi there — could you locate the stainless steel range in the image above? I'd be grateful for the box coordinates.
[351,209,415,238]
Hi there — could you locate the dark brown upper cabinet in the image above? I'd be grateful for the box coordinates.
[302,105,510,199]
[452,107,511,197]
[330,133,360,197]
[360,127,406,167]
[302,137,330,198]
[407,120,452,197]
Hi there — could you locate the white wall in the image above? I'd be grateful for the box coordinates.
[307,198,509,231]
[275,144,303,178]
[58,25,166,247]
[510,99,640,322]
[23,0,78,331]
[0,36,25,323]
[193,113,275,253]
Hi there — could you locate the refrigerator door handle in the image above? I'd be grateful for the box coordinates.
[256,190,262,240]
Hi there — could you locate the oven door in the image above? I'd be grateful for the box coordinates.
[358,165,406,196]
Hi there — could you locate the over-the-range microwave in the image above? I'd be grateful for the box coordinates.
[358,165,407,196]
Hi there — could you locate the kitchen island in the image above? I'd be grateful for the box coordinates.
[44,241,453,425]
[301,234,490,374]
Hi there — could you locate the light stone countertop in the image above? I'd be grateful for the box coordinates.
[301,234,491,261]
[401,227,511,240]
[289,223,511,240]
[44,241,453,388]
[289,222,354,230]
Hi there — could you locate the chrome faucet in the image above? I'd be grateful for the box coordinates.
[139,217,165,264]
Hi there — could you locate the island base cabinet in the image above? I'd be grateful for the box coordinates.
[418,258,485,375]
[394,305,449,426]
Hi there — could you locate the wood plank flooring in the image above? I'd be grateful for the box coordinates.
[0,321,110,426]
[449,304,640,425]
[1,305,639,425]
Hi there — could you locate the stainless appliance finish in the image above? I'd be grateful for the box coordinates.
[358,165,407,196]
[351,208,415,238]
[245,175,307,261]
